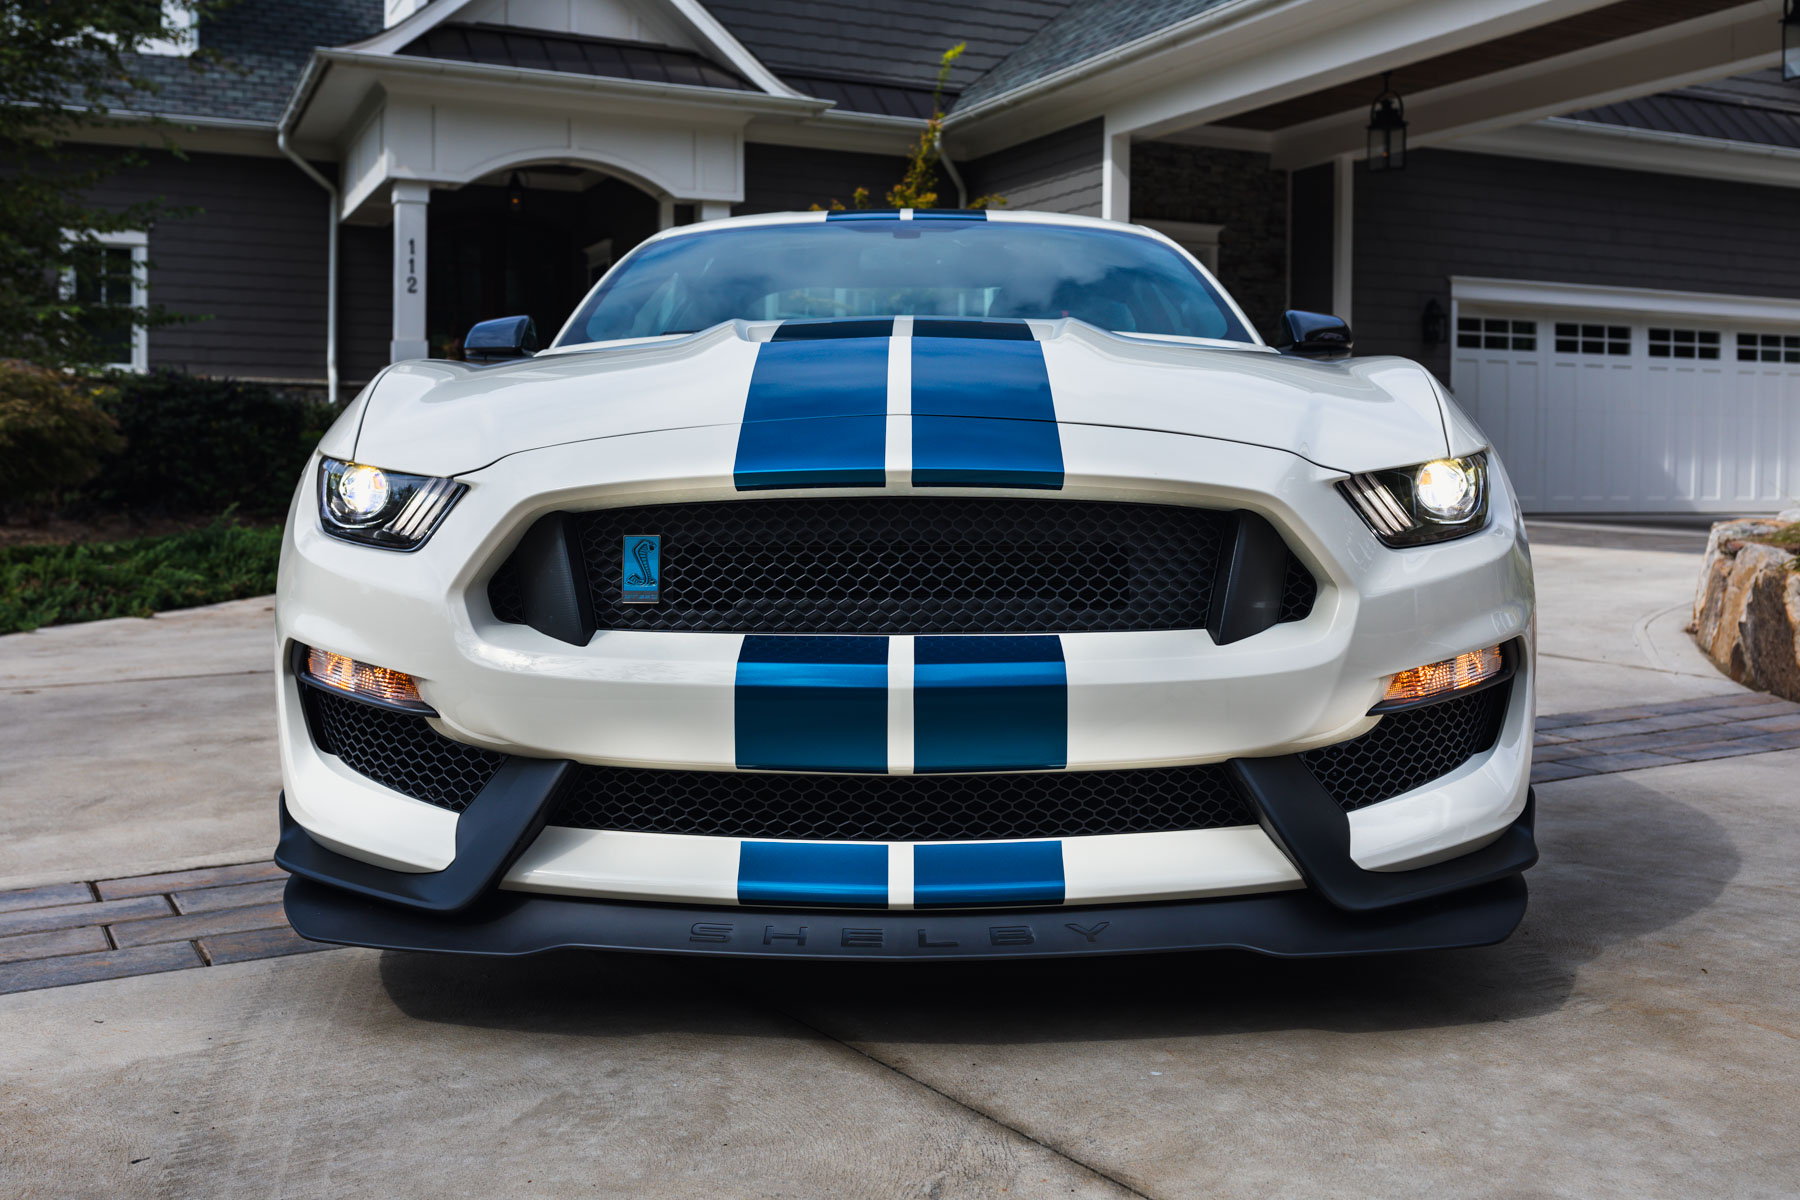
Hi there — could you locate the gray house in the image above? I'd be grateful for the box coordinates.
[71,0,1800,514]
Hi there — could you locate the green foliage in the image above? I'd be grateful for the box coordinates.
[0,519,280,634]
[815,44,1005,212]
[0,0,219,369]
[90,371,334,516]
[0,357,124,506]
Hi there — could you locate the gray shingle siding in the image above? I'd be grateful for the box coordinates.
[705,0,1075,94]
[84,147,384,387]
[738,143,912,214]
[1352,148,1800,380]
[958,119,1102,215]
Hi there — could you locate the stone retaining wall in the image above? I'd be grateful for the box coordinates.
[1692,516,1800,702]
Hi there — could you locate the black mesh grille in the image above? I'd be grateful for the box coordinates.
[1301,683,1512,812]
[303,688,504,812]
[551,764,1250,841]
[488,497,1317,635]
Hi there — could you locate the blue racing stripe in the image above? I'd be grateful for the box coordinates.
[914,841,1064,908]
[913,636,1066,773]
[910,338,1063,489]
[736,636,888,772]
[910,209,987,220]
[734,337,888,490]
[739,841,888,907]
[824,210,902,221]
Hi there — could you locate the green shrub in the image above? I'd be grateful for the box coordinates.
[0,359,124,507]
[91,371,336,516]
[0,520,281,634]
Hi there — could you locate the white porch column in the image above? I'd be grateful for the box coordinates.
[657,196,677,230]
[1331,155,1354,327]
[1101,124,1131,222]
[698,200,733,222]
[390,181,430,362]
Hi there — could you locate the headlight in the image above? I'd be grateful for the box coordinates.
[1339,454,1489,546]
[318,457,465,550]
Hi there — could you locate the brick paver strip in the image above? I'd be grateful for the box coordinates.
[171,878,289,915]
[0,894,171,938]
[0,882,94,915]
[0,926,110,966]
[0,942,202,996]
[95,860,288,901]
[110,902,290,949]
[200,926,334,966]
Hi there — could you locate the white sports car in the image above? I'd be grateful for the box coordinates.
[276,208,1536,960]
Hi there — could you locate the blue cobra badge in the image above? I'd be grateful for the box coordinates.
[621,534,660,604]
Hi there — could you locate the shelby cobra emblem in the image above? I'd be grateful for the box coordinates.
[622,534,660,603]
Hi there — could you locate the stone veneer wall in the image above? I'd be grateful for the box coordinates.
[1130,143,1288,343]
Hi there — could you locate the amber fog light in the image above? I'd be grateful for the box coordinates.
[302,646,430,711]
[1375,645,1506,712]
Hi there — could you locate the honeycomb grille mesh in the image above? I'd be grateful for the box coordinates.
[488,497,1317,635]
[551,764,1251,841]
[1300,683,1512,812]
[303,688,503,813]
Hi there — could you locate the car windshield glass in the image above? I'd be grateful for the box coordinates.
[556,219,1252,345]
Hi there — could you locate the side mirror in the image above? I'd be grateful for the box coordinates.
[464,315,539,363]
[1279,310,1353,360]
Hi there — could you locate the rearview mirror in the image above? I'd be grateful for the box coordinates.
[464,315,539,363]
[1278,310,1353,361]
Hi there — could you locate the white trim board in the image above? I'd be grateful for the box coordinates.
[1451,277,1800,325]
[1450,118,1800,190]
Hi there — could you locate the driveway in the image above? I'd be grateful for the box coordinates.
[2,522,1796,1198]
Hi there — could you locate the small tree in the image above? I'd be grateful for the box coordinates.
[817,44,1004,212]
[0,1,217,371]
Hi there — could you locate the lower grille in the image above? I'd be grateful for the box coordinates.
[1301,682,1512,812]
[551,764,1249,841]
[303,681,1512,837]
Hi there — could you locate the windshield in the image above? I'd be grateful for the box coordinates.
[555,219,1253,346]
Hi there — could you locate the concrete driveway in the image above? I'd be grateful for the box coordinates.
[2,522,1796,1198]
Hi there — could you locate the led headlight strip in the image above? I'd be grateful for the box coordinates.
[1339,454,1489,547]
[318,457,466,550]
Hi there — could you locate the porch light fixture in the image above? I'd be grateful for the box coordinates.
[1786,0,1800,82]
[1366,72,1408,172]
[1420,298,1447,346]
[507,171,525,214]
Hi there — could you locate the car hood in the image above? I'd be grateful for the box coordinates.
[350,319,1454,479]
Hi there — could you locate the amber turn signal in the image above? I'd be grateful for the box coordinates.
[1381,645,1505,707]
[305,647,426,709]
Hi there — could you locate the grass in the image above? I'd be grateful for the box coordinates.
[0,520,281,635]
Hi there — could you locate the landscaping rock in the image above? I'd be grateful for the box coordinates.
[1693,519,1800,701]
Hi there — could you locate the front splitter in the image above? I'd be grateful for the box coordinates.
[284,874,1528,961]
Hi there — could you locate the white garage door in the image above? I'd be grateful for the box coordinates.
[1448,283,1800,514]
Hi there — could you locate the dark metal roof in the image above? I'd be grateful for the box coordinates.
[704,0,1076,97]
[957,0,1233,107]
[119,0,384,125]
[781,73,948,119]
[398,23,754,90]
[1566,71,1800,150]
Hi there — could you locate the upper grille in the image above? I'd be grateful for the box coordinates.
[1300,682,1511,812]
[488,496,1316,636]
[303,688,503,813]
[551,763,1250,841]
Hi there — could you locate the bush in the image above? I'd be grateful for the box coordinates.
[0,359,124,507]
[91,371,337,516]
[0,520,281,634]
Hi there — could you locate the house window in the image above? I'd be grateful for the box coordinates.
[1737,332,1800,364]
[1554,323,1629,356]
[65,231,148,372]
[1456,317,1535,351]
[1647,328,1720,360]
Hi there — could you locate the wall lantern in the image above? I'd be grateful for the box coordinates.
[1366,72,1408,172]
[1420,298,1447,346]
[1785,0,1800,82]
[507,171,525,214]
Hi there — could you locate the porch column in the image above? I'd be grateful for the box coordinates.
[1101,124,1131,222]
[390,181,430,362]
[698,200,732,222]
[1331,155,1354,327]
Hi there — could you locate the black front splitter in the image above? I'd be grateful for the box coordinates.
[284,873,1528,962]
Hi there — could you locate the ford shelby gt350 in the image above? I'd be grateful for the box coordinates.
[276,209,1536,960]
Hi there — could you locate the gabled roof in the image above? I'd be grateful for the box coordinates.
[398,22,755,91]
[1565,70,1800,150]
